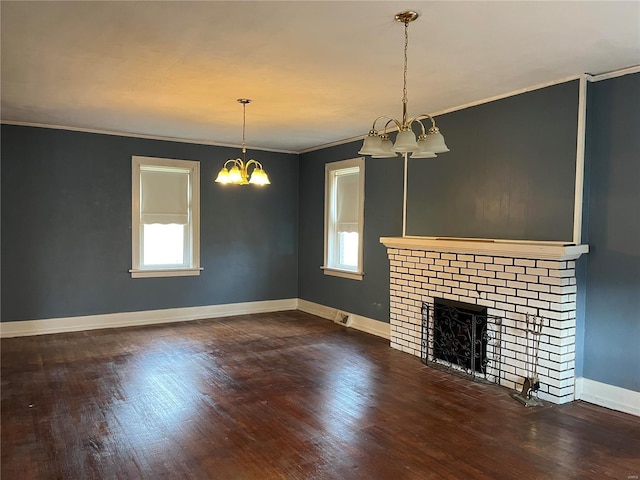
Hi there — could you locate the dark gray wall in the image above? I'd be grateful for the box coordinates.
[406,80,579,241]
[298,142,403,322]
[1,125,299,321]
[3,74,639,397]
[582,73,640,392]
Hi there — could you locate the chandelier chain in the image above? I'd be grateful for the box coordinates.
[403,20,409,107]
[241,102,247,154]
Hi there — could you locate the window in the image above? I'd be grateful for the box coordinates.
[130,156,201,278]
[324,157,365,280]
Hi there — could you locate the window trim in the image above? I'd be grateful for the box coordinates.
[323,157,365,280]
[130,155,201,278]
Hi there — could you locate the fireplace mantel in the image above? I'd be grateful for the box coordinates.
[380,237,588,261]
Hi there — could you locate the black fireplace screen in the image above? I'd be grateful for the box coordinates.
[422,300,502,383]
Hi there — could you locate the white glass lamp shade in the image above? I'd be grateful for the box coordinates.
[228,165,243,183]
[411,136,438,158]
[372,136,399,158]
[215,168,231,183]
[411,149,437,159]
[392,129,420,152]
[358,132,384,155]
[249,167,270,185]
[423,129,450,154]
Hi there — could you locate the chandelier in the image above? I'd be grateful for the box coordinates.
[358,11,449,158]
[215,99,271,185]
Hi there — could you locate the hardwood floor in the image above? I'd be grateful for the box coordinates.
[2,311,639,479]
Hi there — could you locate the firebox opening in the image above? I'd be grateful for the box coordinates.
[433,298,488,374]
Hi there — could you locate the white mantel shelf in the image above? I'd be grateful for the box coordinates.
[380,237,589,261]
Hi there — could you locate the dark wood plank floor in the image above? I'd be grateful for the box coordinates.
[2,311,639,479]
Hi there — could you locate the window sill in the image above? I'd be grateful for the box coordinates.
[321,267,363,281]
[129,267,203,278]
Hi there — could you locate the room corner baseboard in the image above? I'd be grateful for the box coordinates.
[296,299,391,340]
[0,299,298,338]
[575,377,640,416]
[0,299,391,339]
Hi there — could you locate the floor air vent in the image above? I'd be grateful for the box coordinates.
[334,310,353,327]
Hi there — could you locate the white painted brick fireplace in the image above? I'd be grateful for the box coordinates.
[381,237,589,404]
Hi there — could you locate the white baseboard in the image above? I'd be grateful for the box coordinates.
[296,298,336,320]
[297,299,390,340]
[0,298,391,340]
[575,377,640,416]
[0,299,298,338]
[350,313,391,339]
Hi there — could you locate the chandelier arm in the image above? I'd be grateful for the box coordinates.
[412,114,438,130]
[382,119,396,135]
[371,115,402,133]
[413,119,427,136]
[244,159,263,171]
[223,158,242,169]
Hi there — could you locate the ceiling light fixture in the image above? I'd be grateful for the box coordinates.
[358,11,449,159]
[215,99,270,186]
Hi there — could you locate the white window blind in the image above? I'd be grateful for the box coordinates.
[335,171,359,233]
[140,168,190,225]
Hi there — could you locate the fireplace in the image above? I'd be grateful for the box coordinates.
[381,237,588,404]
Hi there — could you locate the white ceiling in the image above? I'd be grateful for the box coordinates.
[2,1,639,153]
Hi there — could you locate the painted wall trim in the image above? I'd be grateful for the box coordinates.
[427,74,583,118]
[402,153,408,236]
[575,378,640,417]
[0,121,298,155]
[572,75,588,244]
[589,65,640,82]
[0,299,298,338]
[297,299,391,340]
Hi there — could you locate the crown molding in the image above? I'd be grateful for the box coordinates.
[589,65,640,82]
[0,121,298,155]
